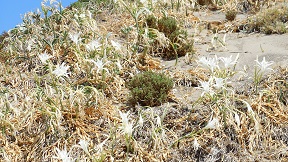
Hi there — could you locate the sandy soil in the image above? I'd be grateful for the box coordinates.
[195,32,288,71]
[160,10,288,104]
[162,10,288,70]
[193,10,288,70]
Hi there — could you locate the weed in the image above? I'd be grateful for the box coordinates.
[225,9,237,21]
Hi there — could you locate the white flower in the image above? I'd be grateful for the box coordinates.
[234,112,241,127]
[152,0,158,4]
[39,51,53,64]
[255,56,274,73]
[16,23,27,31]
[124,122,134,136]
[204,117,219,129]
[69,32,81,45]
[111,40,121,51]
[140,0,147,4]
[156,115,162,127]
[140,0,148,6]
[119,110,130,126]
[193,138,200,150]
[198,56,219,72]
[138,114,144,127]
[78,139,89,155]
[119,110,134,136]
[74,14,79,19]
[36,8,41,15]
[79,13,86,18]
[89,58,110,74]
[74,13,86,19]
[52,62,70,77]
[115,60,123,71]
[213,77,224,90]
[219,53,239,69]
[85,40,102,52]
[198,79,214,97]
[198,57,209,67]
[26,39,34,51]
[53,147,73,162]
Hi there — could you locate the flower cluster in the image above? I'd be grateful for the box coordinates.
[198,54,239,72]
[198,77,226,97]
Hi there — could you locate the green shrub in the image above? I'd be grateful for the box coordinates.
[127,71,174,106]
[144,16,194,60]
[158,17,178,37]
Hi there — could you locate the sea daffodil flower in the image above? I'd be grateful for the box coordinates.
[52,62,70,78]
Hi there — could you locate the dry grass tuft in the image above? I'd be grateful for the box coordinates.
[245,4,288,34]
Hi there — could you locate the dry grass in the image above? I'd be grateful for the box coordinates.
[245,4,288,34]
[0,0,287,161]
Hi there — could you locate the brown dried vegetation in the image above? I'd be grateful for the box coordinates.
[0,0,287,161]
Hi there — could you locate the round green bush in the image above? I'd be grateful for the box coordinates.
[127,71,174,107]
[158,16,178,37]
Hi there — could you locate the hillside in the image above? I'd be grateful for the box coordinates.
[0,0,287,161]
